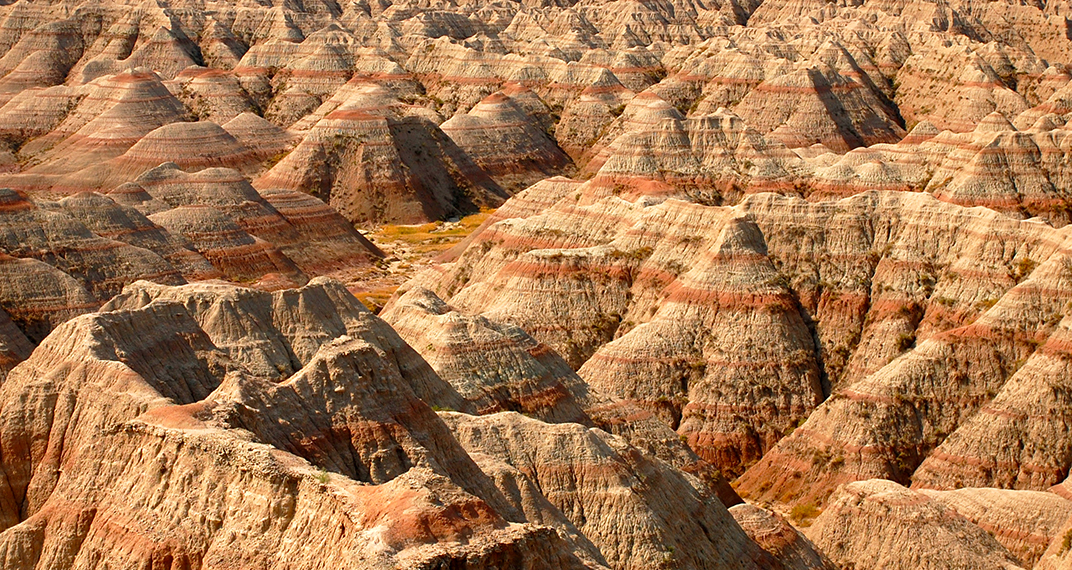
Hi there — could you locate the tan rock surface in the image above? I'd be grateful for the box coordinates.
[919,487,1072,567]
[380,285,742,507]
[913,314,1072,493]
[254,82,508,225]
[0,280,597,568]
[728,504,837,570]
[0,277,804,569]
[0,0,1062,227]
[806,479,1025,570]
[442,411,776,570]
[441,89,572,192]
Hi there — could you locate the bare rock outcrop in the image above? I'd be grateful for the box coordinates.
[0,253,96,344]
[912,313,1072,493]
[0,277,802,569]
[0,280,595,568]
[148,205,306,287]
[735,204,1072,507]
[382,286,593,424]
[0,169,379,357]
[919,488,1072,567]
[806,480,1025,570]
[733,64,904,153]
[405,175,1072,502]
[380,286,742,504]
[442,411,775,570]
[0,0,1062,229]
[255,82,508,224]
[128,163,382,277]
[728,504,837,570]
[401,191,827,475]
[441,89,573,192]
[0,1,1070,567]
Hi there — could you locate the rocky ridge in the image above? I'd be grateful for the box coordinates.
[0,277,788,570]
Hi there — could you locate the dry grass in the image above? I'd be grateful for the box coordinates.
[345,209,495,313]
[789,503,821,527]
[371,210,492,255]
[353,286,399,313]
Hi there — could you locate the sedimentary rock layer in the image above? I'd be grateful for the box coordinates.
[0,278,787,570]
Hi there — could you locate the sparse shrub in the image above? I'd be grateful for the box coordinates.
[895,332,916,352]
[789,503,821,526]
[608,247,653,261]
[1012,257,1038,283]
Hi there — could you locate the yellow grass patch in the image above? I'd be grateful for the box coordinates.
[371,210,492,254]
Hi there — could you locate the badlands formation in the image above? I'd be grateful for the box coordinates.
[0,0,1072,568]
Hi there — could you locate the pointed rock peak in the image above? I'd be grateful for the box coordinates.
[102,67,165,86]
[107,182,154,206]
[974,111,1016,134]
[766,65,827,88]
[394,287,452,316]
[814,38,855,62]
[898,121,940,145]
[478,91,512,106]
[1030,113,1062,132]
[907,120,940,138]
[588,66,626,89]
[730,504,838,570]
[261,7,304,42]
[0,187,30,209]
[713,213,767,257]
[500,83,537,102]
[709,106,745,123]
[223,112,280,133]
[204,19,238,40]
[626,91,683,120]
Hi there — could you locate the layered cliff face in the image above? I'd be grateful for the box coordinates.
[397,176,1072,486]
[0,0,1065,226]
[397,158,1072,568]
[379,286,742,507]
[0,279,590,569]
[0,278,802,570]
[734,215,1072,507]
[0,172,382,382]
[806,480,1026,570]
[440,88,573,192]
[729,504,837,570]
[919,488,1072,567]
[441,411,774,570]
[807,481,1072,569]
[253,81,508,224]
[398,195,824,475]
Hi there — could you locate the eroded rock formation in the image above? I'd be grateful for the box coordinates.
[0,0,1070,568]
